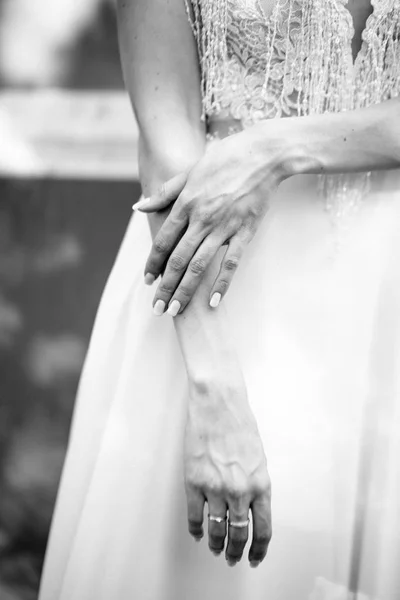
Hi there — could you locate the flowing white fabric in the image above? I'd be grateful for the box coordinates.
[38,0,400,597]
[38,169,400,600]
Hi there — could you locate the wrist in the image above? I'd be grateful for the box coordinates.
[178,308,240,384]
[186,345,241,389]
[173,255,241,381]
[251,116,323,180]
[187,361,252,431]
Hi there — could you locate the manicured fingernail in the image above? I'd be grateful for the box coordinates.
[132,197,150,212]
[250,561,260,568]
[167,300,181,317]
[153,300,165,316]
[210,292,221,308]
[144,273,156,285]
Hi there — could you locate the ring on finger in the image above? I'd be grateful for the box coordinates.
[208,514,227,524]
[228,518,250,528]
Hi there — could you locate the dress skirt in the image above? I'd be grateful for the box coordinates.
[39,169,400,600]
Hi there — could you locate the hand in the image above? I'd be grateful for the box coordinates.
[183,369,272,567]
[136,126,286,315]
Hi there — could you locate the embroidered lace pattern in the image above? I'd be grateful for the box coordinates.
[184,0,400,221]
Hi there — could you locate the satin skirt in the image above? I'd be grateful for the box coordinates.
[39,167,400,600]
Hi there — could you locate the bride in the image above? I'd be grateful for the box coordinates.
[39,1,400,599]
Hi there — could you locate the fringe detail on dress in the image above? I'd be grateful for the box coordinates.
[184,0,400,222]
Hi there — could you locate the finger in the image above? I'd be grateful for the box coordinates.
[186,487,206,541]
[206,495,228,556]
[226,504,250,565]
[133,172,189,213]
[151,227,206,315]
[145,211,190,284]
[209,236,245,309]
[248,495,272,567]
[165,234,223,316]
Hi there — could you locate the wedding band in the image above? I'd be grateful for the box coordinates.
[228,518,250,528]
[208,514,227,523]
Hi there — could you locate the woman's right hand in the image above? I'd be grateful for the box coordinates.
[184,368,272,567]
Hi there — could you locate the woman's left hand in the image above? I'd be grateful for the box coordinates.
[136,127,287,315]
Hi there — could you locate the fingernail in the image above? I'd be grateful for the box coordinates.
[167,300,181,317]
[209,292,221,308]
[250,561,260,568]
[227,560,237,567]
[132,197,150,212]
[211,549,222,557]
[144,273,156,286]
[153,300,165,316]
[194,536,202,543]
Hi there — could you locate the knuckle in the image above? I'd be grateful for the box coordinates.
[203,479,223,496]
[189,257,207,275]
[185,475,203,491]
[188,518,202,529]
[209,534,225,547]
[229,538,246,553]
[154,236,169,255]
[179,192,193,211]
[252,478,271,497]
[145,261,158,275]
[237,222,254,242]
[169,254,186,272]
[224,256,240,271]
[244,217,257,233]
[216,278,230,293]
[231,537,246,549]
[229,527,248,543]
[227,483,247,501]
[188,524,203,538]
[195,209,213,226]
[176,284,191,299]
[158,282,175,295]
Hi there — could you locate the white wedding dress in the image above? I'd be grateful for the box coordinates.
[39,1,400,599]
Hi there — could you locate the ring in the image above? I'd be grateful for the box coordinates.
[228,518,250,528]
[208,514,227,523]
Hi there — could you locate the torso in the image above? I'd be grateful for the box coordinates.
[187,0,400,124]
[187,0,400,218]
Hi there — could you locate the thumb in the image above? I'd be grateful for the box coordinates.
[133,171,189,213]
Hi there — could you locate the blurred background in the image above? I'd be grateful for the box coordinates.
[0,1,141,598]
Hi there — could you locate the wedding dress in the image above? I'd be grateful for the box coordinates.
[38,1,400,599]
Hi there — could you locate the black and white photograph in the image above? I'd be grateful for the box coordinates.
[1,1,400,599]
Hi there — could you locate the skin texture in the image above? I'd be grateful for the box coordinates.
[117,0,272,567]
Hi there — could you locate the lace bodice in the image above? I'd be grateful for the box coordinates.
[184,0,400,221]
[185,0,400,126]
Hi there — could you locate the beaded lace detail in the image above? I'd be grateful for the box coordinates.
[184,0,400,221]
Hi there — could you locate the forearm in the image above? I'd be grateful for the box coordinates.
[140,146,240,382]
[253,97,400,179]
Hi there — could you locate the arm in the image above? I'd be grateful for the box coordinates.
[139,97,400,311]
[117,0,235,376]
[256,97,400,177]
[117,0,272,566]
